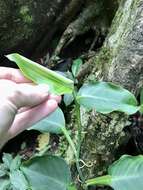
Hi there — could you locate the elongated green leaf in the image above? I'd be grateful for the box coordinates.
[29,107,65,134]
[86,155,143,190]
[72,58,83,77]
[6,53,74,95]
[21,155,71,190]
[76,82,139,114]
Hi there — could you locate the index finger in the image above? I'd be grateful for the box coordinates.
[0,67,31,83]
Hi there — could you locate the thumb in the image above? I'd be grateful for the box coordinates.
[8,84,50,109]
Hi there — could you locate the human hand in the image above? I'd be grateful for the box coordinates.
[0,67,61,149]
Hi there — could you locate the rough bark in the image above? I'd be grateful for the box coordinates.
[0,0,118,57]
[0,0,80,55]
[76,0,143,182]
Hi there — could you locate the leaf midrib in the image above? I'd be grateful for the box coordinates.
[77,95,137,107]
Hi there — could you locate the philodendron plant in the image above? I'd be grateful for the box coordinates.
[4,53,143,190]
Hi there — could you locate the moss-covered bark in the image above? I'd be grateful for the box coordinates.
[73,0,143,183]
[92,0,143,94]
[0,0,72,54]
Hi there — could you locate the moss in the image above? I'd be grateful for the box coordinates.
[20,6,33,23]
[95,47,111,66]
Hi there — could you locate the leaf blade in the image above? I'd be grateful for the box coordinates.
[21,155,71,190]
[6,53,74,95]
[76,82,139,114]
[86,155,143,190]
[29,107,65,134]
[72,58,83,77]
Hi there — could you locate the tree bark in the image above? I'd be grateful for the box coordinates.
[76,0,143,182]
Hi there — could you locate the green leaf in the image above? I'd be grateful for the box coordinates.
[86,155,143,190]
[10,155,21,172]
[21,155,71,190]
[10,170,29,190]
[0,164,8,177]
[6,53,74,95]
[0,179,11,190]
[2,153,13,169]
[76,82,139,114]
[67,184,77,190]
[72,58,83,77]
[29,107,65,134]
[140,104,143,114]
[140,88,143,105]
[64,94,74,106]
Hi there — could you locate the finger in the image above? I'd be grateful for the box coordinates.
[8,99,58,138]
[18,95,61,113]
[8,84,50,108]
[0,67,31,83]
[18,107,29,113]
[0,100,17,135]
[48,94,61,103]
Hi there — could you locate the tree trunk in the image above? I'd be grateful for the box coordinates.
[77,0,143,182]
[1,0,143,189]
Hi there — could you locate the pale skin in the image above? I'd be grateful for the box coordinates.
[0,67,61,149]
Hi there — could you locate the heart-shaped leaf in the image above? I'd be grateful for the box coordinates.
[76,82,139,114]
[6,53,74,95]
[29,107,65,134]
[86,155,143,190]
[21,155,71,190]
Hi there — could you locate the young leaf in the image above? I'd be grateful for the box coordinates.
[6,53,74,95]
[21,155,71,190]
[72,58,83,77]
[10,170,29,190]
[0,164,7,177]
[64,94,74,106]
[0,179,11,190]
[10,155,21,171]
[76,82,139,114]
[86,155,143,190]
[2,153,13,169]
[29,107,65,134]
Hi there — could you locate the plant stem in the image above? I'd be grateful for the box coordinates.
[86,175,112,186]
[61,126,77,157]
[73,90,85,183]
[61,126,85,183]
